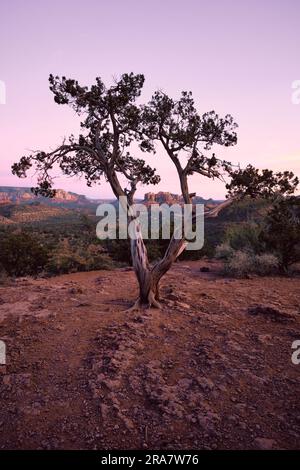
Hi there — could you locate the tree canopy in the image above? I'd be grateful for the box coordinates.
[12,73,298,209]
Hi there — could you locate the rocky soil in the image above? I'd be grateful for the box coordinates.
[0,260,299,450]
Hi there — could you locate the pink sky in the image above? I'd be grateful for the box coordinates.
[0,0,299,199]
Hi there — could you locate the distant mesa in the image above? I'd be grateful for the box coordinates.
[0,187,223,226]
[0,187,221,210]
[143,191,219,208]
[0,187,93,207]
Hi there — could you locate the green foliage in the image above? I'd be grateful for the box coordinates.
[226,165,298,199]
[104,238,132,264]
[12,73,161,197]
[12,72,244,204]
[215,197,269,222]
[216,196,300,276]
[46,239,115,275]
[142,90,237,178]
[215,242,234,260]
[224,222,262,254]
[0,231,50,276]
[260,197,300,271]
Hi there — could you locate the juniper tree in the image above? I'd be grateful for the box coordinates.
[261,196,300,271]
[12,73,299,308]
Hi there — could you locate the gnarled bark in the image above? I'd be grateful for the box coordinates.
[108,158,234,310]
[129,197,234,309]
[130,217,188,308]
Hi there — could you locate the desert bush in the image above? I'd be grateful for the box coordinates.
[215,242,234,260]
[104,239,132,264]
[46,239,115,275]
[223,250,279,278]
[260,197,300,272]
[223,250,254,277]
[216,197,300,276]
[224,222,262,253]
[0,231,50,276]
[46,252,86,275]
[253,253,279,275]
[83,244,116,270]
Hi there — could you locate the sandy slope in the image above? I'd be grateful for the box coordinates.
[0,260,299,450]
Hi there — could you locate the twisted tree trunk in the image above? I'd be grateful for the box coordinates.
[109,167,234,309]
[129,198,234,308]
[130,218,188,308]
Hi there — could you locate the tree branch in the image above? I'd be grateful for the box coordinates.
[204,198,234,218]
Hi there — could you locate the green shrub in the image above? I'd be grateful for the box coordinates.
[215,242,234,260]
[46,239,115,275]
[224,222,262,253]
[46,252,86,275]
[0,231,50,276]
[216,198,300,276]
[223,250,279,278]
[260,197,300,271]
[104,239,132,264]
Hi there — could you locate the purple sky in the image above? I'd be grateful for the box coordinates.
[1,0,299,199]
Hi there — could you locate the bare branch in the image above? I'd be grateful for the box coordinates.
[204,198,234,218]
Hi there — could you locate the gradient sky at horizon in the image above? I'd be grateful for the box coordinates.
[0,0,299,199]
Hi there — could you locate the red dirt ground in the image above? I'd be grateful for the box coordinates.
[0,260,299,450]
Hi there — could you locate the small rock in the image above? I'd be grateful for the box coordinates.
[197,377,214,390]
[254,437,276,450]
[247,305,292,323]
[175,301,191,310]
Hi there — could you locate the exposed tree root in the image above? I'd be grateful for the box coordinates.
[124,298,143,313]
[148,290,162,309]
[125,292,162,313]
